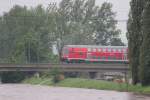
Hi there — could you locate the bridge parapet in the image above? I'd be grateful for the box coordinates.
[0,63,129,73]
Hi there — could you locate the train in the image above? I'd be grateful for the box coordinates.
[61,45,128,63]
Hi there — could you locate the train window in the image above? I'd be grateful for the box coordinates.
[116,49,118,52]
[106,48,108,52]
[108,48,111,52]
[103,49,106,52]
[113,49,116,52]
[120,49,122,52]
[100,49,102,52]
[123,49,127,54]
[93,48,96,52]
[88,48,91,52]
[96,48,98,52]
[121,49,123,52]
[118,49,121,52]
[98,49,101,52]
[125,49,128,53]
[123,49,125,52]
[106,49,108,52]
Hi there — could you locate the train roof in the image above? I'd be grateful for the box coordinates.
[64,45,127,49]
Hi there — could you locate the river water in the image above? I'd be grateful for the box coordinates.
[0,84,149,100]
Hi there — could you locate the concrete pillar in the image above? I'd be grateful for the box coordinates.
[34,72,40,78]
[78,72,90,79]
[95,72,104,80]
[89,72,97,79]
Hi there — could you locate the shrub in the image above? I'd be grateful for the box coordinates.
[50,67,64,84]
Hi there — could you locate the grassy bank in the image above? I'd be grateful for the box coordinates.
[23,77,150,94]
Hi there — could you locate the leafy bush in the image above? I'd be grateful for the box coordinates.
[50,67,64,84]
[1,71,33,83]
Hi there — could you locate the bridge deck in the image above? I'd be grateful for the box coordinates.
[0,63,129,72]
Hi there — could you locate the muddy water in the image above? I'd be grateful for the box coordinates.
[0,84,149,100]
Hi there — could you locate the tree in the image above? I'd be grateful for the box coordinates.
[127,0,145,85]
[140,1,150,86]
[94,2,121,45]
[0,5,55,83]
[0,1,125,63]
[54,0,96,58]
[110,38,125,46]
[56,0,123,48]
[0,5,53,63]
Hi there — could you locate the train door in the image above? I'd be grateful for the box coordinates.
[87,48,92,59]
[123,49,128,61]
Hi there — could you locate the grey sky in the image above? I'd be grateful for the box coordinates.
[0,0,131,44]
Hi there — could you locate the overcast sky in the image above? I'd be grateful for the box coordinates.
[0,0,131,44]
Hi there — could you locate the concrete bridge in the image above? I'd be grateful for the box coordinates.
[0,63,129,80]
[0,63,129,73]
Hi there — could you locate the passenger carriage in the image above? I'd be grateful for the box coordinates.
[61,45,128,63]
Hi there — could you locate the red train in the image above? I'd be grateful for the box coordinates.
[61,45,128,63]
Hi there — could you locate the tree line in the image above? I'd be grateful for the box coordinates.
[127,0,150,86]
[0,0,124,64]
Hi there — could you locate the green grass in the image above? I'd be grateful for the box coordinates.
[57,78,127,91]
[23,77,150,94]
[23,77,53,85]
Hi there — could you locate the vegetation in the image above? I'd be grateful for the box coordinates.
[1,71,26,83]
[0,0,124,83]
[127,0,145,85]
[0,0,124,64]
[0,5,50,63]
[140,1,150,86]
[50,67,64,84]
[127,0,150,86]
[23,77,53,85]
[23,77,150,94]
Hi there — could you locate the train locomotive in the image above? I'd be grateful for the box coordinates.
[61,45,128,63]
